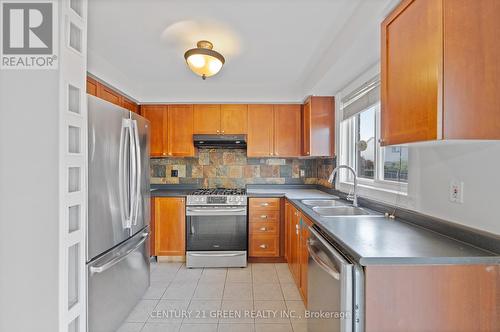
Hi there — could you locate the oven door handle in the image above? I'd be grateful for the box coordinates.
[186,208,247,216]
[189,252,246,257]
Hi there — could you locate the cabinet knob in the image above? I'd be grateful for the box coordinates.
[260,215,268,219]
[221,130,225,134]
[259,227,267,231]
[217,130,220,134]
[259,244,267,249]
[163,152,166,156]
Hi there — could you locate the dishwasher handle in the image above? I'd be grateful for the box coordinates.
[307,238,340,280]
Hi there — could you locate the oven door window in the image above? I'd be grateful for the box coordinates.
[187,214,247,251]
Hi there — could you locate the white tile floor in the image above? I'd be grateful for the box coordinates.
[117,262,307,332]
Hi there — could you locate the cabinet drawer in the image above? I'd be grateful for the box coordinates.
[249,234,279,257]
[249,210,279,223]
[250,222,279,235]
[249,198,280,210]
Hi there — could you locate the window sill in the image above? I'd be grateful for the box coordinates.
[338,180,408,205]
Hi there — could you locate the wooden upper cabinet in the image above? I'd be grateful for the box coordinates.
[302,96,335,157]
[302,101,311,155]
[154,197,186,256]
[381,0,500,145]
[247,104,274,157]
[87,75,140,114]
[381,0,441,145]
[274,104,301,157]
[194,104,221,134]
[96,83,122,106]
[86,76,98,96]
[168,105,195,157]
[122,97,139,114]
[221,104,248,134]
[443,0,500,139]
[141,105,167,157]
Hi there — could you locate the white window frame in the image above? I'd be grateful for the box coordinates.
[338,103,408,195]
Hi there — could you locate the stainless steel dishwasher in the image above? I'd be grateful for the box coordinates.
[307,226,354,332]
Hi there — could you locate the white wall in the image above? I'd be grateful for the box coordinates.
[0,71,60,332]
[408,141,500,235]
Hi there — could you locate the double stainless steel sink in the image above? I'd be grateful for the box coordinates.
[301,199,378,217]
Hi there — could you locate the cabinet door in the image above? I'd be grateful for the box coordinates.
[86,76,98,96]
[154,197,186,256]
[247,104,274,157]
[194,104,221,134]
[299,216,312,305]
[274,104,301,157]
[443,0,500,140]
[381,0,442,145]
[150,198,156,256]
[168,105,195,156]
[302,100,311,156]
[304,96,334,157]
[122,97,138,114]
[290,207,301,284]
[97,83,122,106]
[141,105,167,157]
[221,104,248,134]
[285,201,292,262]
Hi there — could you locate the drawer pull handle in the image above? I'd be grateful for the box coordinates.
[259,244,267,249]
[260,203,269,207]
[259,227,267,231]
[260,215,268,219]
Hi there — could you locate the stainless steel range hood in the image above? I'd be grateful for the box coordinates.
[193,134,247,149]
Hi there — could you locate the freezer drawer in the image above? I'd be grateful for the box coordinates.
[87,228,150,332]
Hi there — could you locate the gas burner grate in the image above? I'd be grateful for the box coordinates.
[190,188,247,196]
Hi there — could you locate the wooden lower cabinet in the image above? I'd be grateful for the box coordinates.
[153,197,186,257]
[249,198,281,258]
[285,199,312,304]
[299,215,312,305]
[286,201,301,285]
[365,264,500,331]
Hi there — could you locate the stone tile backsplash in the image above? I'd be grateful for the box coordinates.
[150,149,335,189]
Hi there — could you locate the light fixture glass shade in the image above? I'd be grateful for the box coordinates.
[184,41,225,79]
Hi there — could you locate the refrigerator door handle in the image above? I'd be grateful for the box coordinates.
[132,120,141,226]
[89,232,148,275]
[128,119,137,230]
[118,120,129,228]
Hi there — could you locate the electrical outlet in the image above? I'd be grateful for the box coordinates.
[171,169,178,177]
[449,180,464,203]
[300,169,305,177]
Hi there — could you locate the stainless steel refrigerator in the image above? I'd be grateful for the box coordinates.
[86,95,150,332]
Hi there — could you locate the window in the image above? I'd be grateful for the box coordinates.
[340,103,408,192]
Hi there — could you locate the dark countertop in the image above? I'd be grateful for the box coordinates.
[290,198,500,266]
[151,184,500,266]
[150,184,197,197]
[150,188,193,197]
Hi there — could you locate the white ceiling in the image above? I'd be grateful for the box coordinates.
[87,0,398,103]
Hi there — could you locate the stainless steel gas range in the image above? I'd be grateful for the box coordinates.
[186,188,248,268]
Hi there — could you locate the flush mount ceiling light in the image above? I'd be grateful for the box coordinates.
[184,40,225,80]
